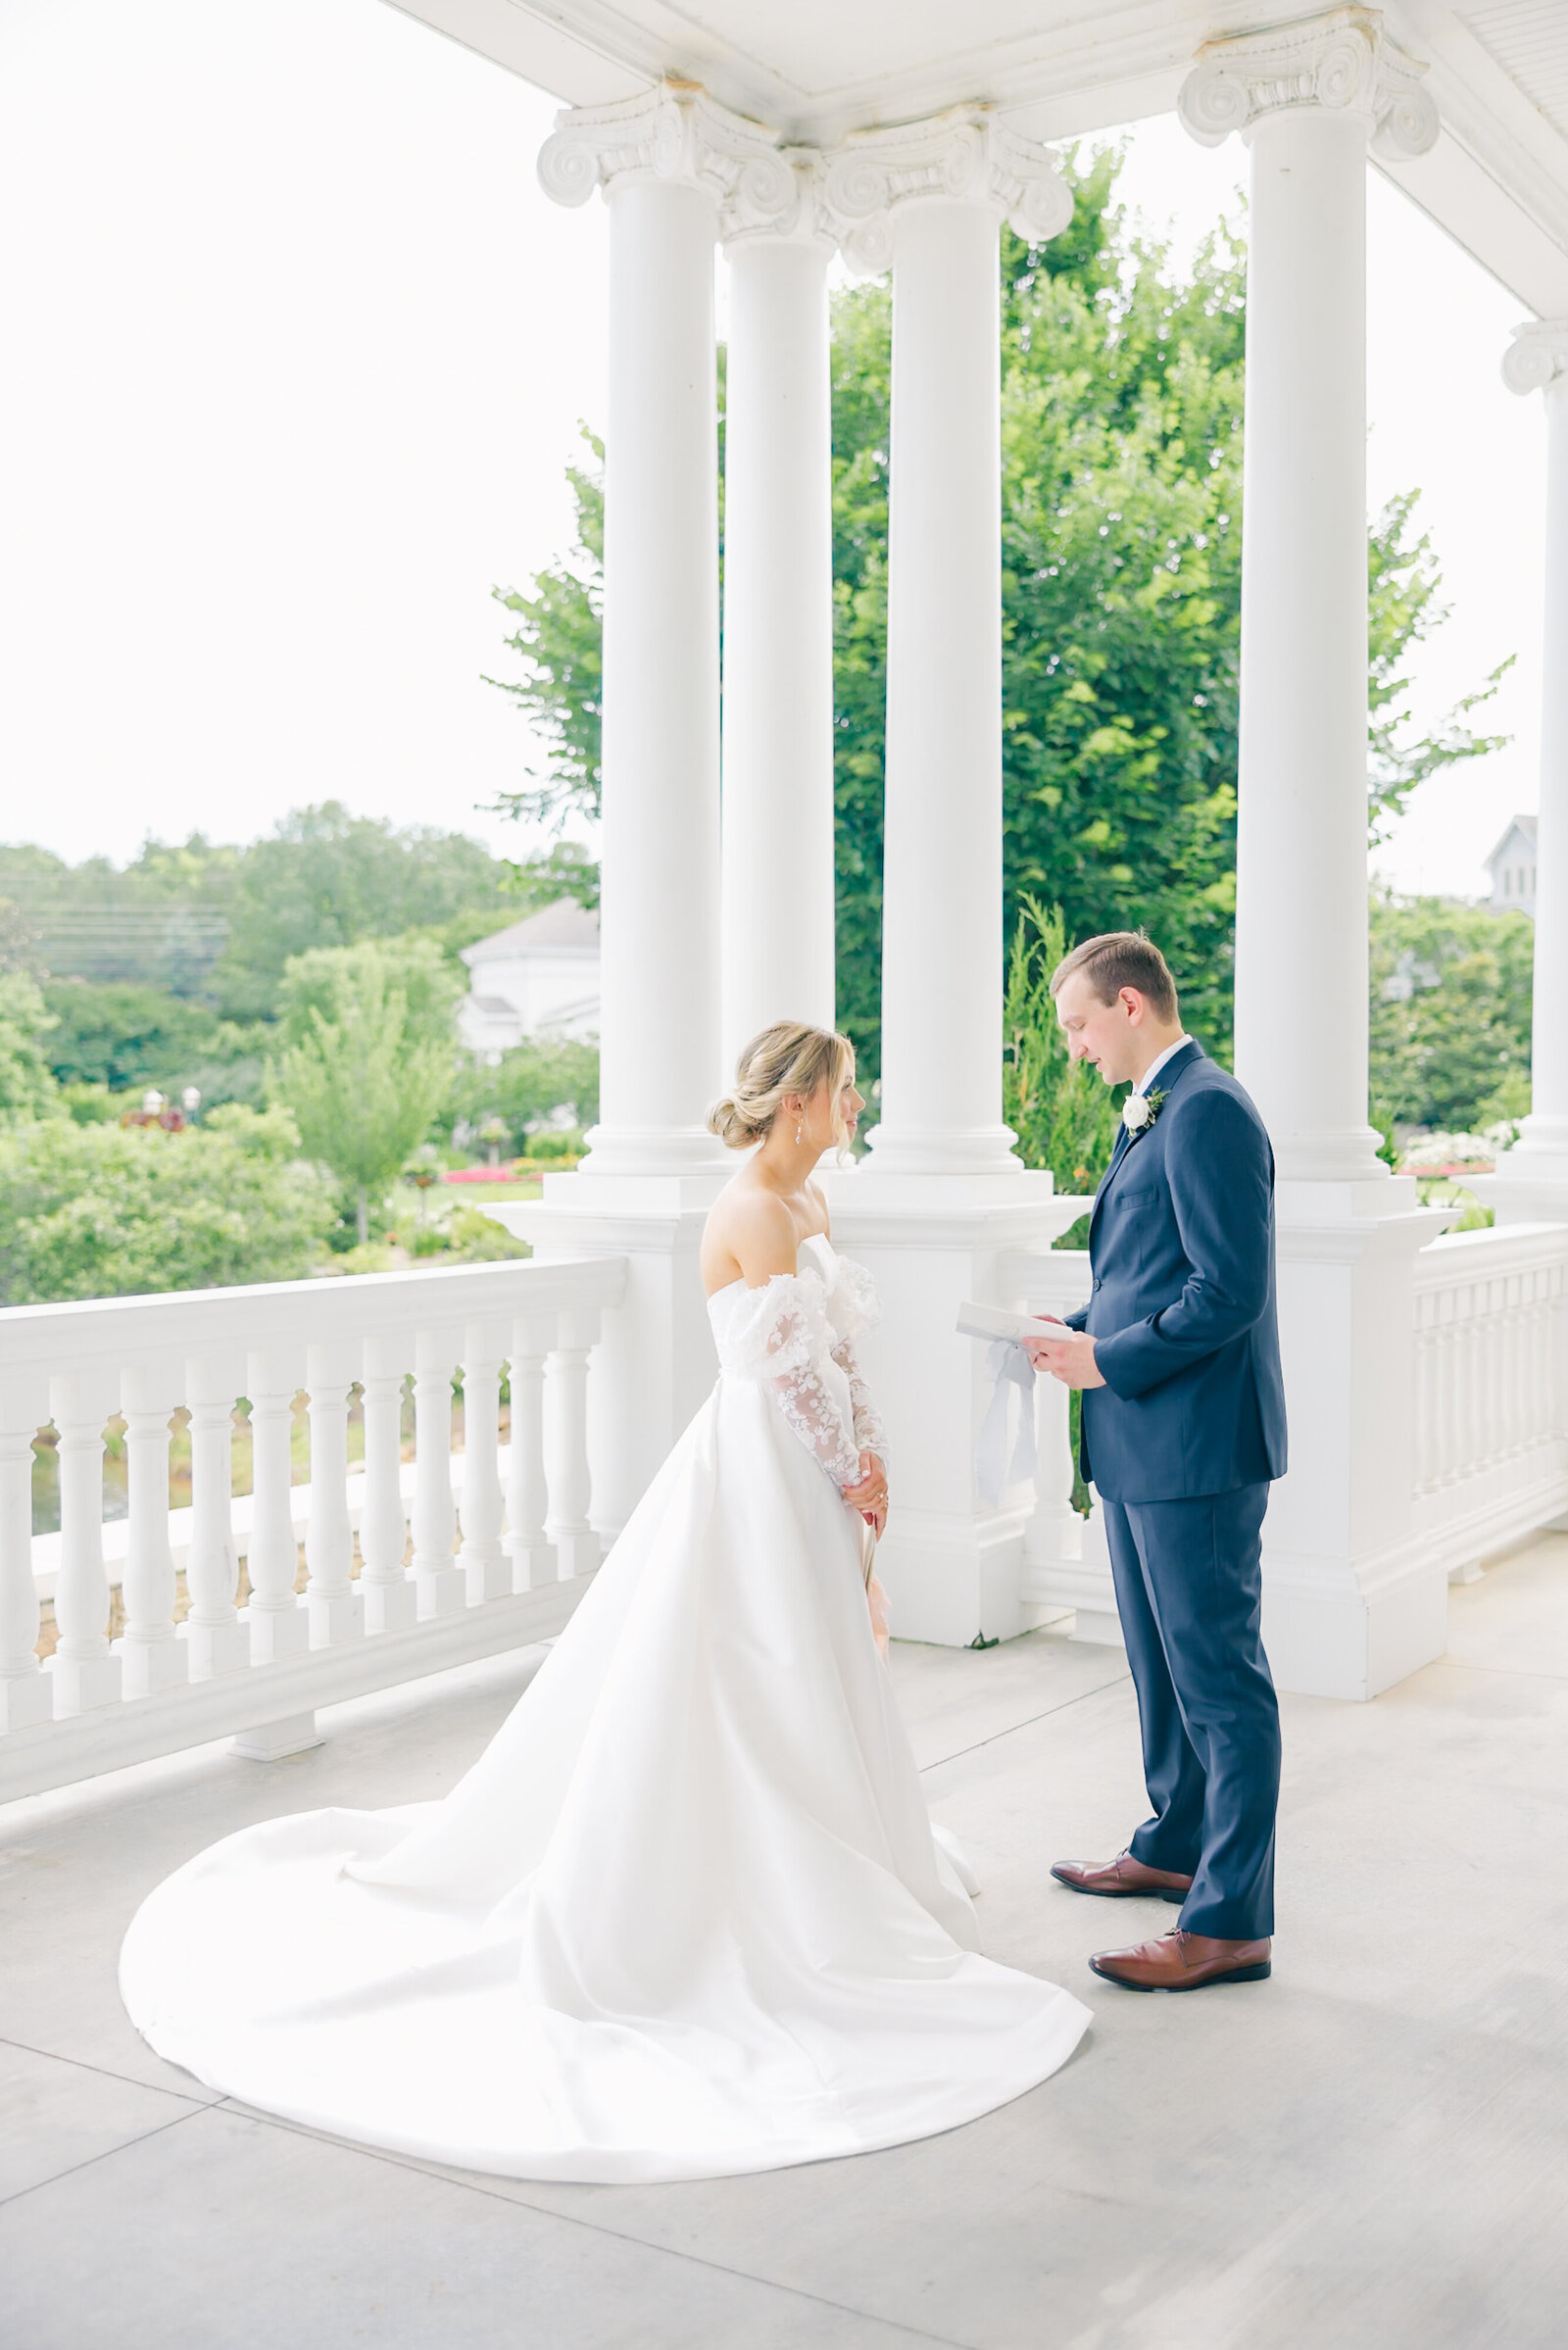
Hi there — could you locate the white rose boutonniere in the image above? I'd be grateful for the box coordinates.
[1121,1085,1166,1138]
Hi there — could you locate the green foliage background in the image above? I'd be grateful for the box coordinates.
[489,147,1503,1096]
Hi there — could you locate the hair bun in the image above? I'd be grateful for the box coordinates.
[708,1095,764,1150]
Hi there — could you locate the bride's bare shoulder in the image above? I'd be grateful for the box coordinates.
[703,1180,798,1293]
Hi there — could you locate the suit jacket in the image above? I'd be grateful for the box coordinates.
[1064,1039,1288,1503]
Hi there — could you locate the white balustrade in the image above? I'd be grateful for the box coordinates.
[505,1313,556,1591]
[184,1358,250,1681]
[1000,1242,1118,1640]
[304,1344,363,1647]
[244,1350,310,1664]
[49,1369,121,1717]
[0,1377,50,1733]
[1412,1224,1568,1576]
[0,1255,627,1800]
[546,1305,602,1579]
[358,1339,413,1634]
[119,1368,187,1699]
[458,1323,508,1604]
[412,1331,464,1620]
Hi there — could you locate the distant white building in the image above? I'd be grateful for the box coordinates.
[459,901,600,1059]
[1486,815,1538,917]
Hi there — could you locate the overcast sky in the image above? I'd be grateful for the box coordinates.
[0,0,1547,897]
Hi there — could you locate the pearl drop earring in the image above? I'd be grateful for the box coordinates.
[795,1113,805,1145]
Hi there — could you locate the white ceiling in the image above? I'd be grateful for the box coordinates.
[386,0,1568,312]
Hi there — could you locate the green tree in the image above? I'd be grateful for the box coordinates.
[1003,899,1122,1194]
[38,978,265,1104]
[213,804,512,1019]
[270,941,461,1242]
[449,1036,600,1155]
[492,147,1503,1084]
[0,973,60,1121]
[0,1105,333,1304]
[1368,893,1534,1132]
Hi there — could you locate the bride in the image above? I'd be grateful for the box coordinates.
[121,1021,1091,2182]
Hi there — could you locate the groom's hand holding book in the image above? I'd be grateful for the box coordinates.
[1024,1327,1104,1390]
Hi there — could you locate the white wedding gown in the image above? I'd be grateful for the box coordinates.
[121,1238,1091,2182]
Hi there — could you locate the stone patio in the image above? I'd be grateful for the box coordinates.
[2,1534,1566,2350]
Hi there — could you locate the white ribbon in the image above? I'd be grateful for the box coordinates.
[976,1339,1037,1508]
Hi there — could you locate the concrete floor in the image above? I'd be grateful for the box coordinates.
[3,1535,1567,2350]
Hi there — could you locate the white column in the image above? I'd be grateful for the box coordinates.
[1181,14,1438,1188]
[820,114,1069,1173]
[1178,18,1463,1701]
[540,88,804,1173]
[720,223,837,1062]
[1490,322,1568,1221]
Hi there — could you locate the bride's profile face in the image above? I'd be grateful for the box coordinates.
[802,1068,864,1149]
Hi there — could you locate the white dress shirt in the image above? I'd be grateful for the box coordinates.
[1132,1034,1193,1099]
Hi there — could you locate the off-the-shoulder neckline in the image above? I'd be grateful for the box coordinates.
[705,1235,836,1305]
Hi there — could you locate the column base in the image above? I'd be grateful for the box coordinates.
[116,1633,191,1699]
[1264,1190,1455,1700]
[815,1165,1088,1646]
[243,1598,311,1665]
[1470,1151,1568,1226]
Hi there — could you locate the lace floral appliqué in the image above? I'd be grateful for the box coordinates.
[715,1271,863,1490]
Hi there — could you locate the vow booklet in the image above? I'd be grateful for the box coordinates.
[956,1302,1067,1345]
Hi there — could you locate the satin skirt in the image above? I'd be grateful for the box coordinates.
[120,1379,1091,2182]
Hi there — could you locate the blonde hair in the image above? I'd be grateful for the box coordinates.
[709,1021,857,1152]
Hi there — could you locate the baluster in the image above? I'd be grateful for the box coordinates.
[505,1311,557,1591]
[304,1342,363,1647]
[1020,1349,1080,1600]
[1413,1325,1432,1497]
[546,1304,601,1579]
[183,1358,250,1679]
[243,1351,309,1664]
[359,1338,414,1634]
[117,1367,187,1699]
[0,1377,51,1732]
[459,1320,508,1603]
[48,1371,122,1715]
[412,1331,465,1618]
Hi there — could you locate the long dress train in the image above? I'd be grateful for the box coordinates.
[120,1238,1090,2182]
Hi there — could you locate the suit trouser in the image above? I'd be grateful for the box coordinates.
[1102,1482,1280,1941]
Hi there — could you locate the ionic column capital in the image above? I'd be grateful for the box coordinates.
[819,106,1072,277]
[1502,319,1568,397]
[1177,6,1438,159]
[538,80,808,242]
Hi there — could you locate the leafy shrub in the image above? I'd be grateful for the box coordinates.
[0,1105,334,1304]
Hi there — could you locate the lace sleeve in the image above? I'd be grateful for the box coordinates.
[715,1272,860,1490]
[831,1337,888,1469]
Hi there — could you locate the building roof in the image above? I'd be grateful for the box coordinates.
[1484,813,1539,868]
[462,900,601,965]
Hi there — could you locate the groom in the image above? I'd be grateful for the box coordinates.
[1026,932,1287,1993]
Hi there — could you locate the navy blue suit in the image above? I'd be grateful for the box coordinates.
[1065,1040,1286,1940]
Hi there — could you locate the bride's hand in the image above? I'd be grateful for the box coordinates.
[843,1450,889,1527]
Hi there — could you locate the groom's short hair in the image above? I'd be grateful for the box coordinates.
[1051,931,1179,1021]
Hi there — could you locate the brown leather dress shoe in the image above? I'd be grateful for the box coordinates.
[1051,1851,1193,1904]
[1089,1928,1271,1991]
